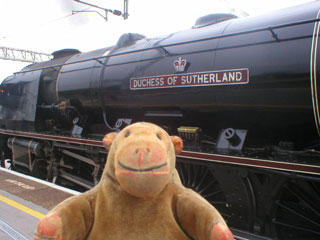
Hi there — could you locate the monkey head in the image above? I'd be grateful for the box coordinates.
[102,122,183,199]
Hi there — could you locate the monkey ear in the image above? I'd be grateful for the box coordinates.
[102,132,118,150]
[170,136,184,154]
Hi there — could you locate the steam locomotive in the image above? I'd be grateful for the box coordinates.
[1,1,320,239]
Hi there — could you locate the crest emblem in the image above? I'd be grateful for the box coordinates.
[174,57,187,72]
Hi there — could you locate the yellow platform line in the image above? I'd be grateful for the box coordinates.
[0,194,45,220]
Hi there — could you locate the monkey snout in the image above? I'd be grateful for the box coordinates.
[135,148,151,154]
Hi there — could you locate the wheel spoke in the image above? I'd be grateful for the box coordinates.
[176,161,229,225]
[276,201,320,226]
[285,184,320,219]
[195,168,209,192]
[176,163,186,185]
[198,179,217,195]
[273,180,320,239]
[186,163,192,187]
[273,219,320,236]
[191,164,198,188]
[203,190,223,198]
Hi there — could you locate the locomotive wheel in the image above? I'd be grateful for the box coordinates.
[176,160,231,221]
[271,178,320,240]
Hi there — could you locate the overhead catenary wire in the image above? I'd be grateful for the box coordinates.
[0,0,106,42]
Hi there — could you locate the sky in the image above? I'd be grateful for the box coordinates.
[0,0,315,82]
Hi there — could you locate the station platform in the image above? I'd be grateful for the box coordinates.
[0,167,79,240]
[0,167,265,240]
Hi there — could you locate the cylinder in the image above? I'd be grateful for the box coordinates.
[7,138,43,157]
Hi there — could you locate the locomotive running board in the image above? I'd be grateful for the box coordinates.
[0,129,103,147]
[178,151,320,176]
[1,129,320,176]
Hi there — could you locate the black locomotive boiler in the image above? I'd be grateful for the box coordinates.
[1,2,320,239]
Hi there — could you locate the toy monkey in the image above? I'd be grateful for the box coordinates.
[35,122,233,240]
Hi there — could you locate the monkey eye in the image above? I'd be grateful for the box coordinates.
[156,133,162,140]
[125,131,130,137]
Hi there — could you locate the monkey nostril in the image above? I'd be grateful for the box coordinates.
[135,148,151,155]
